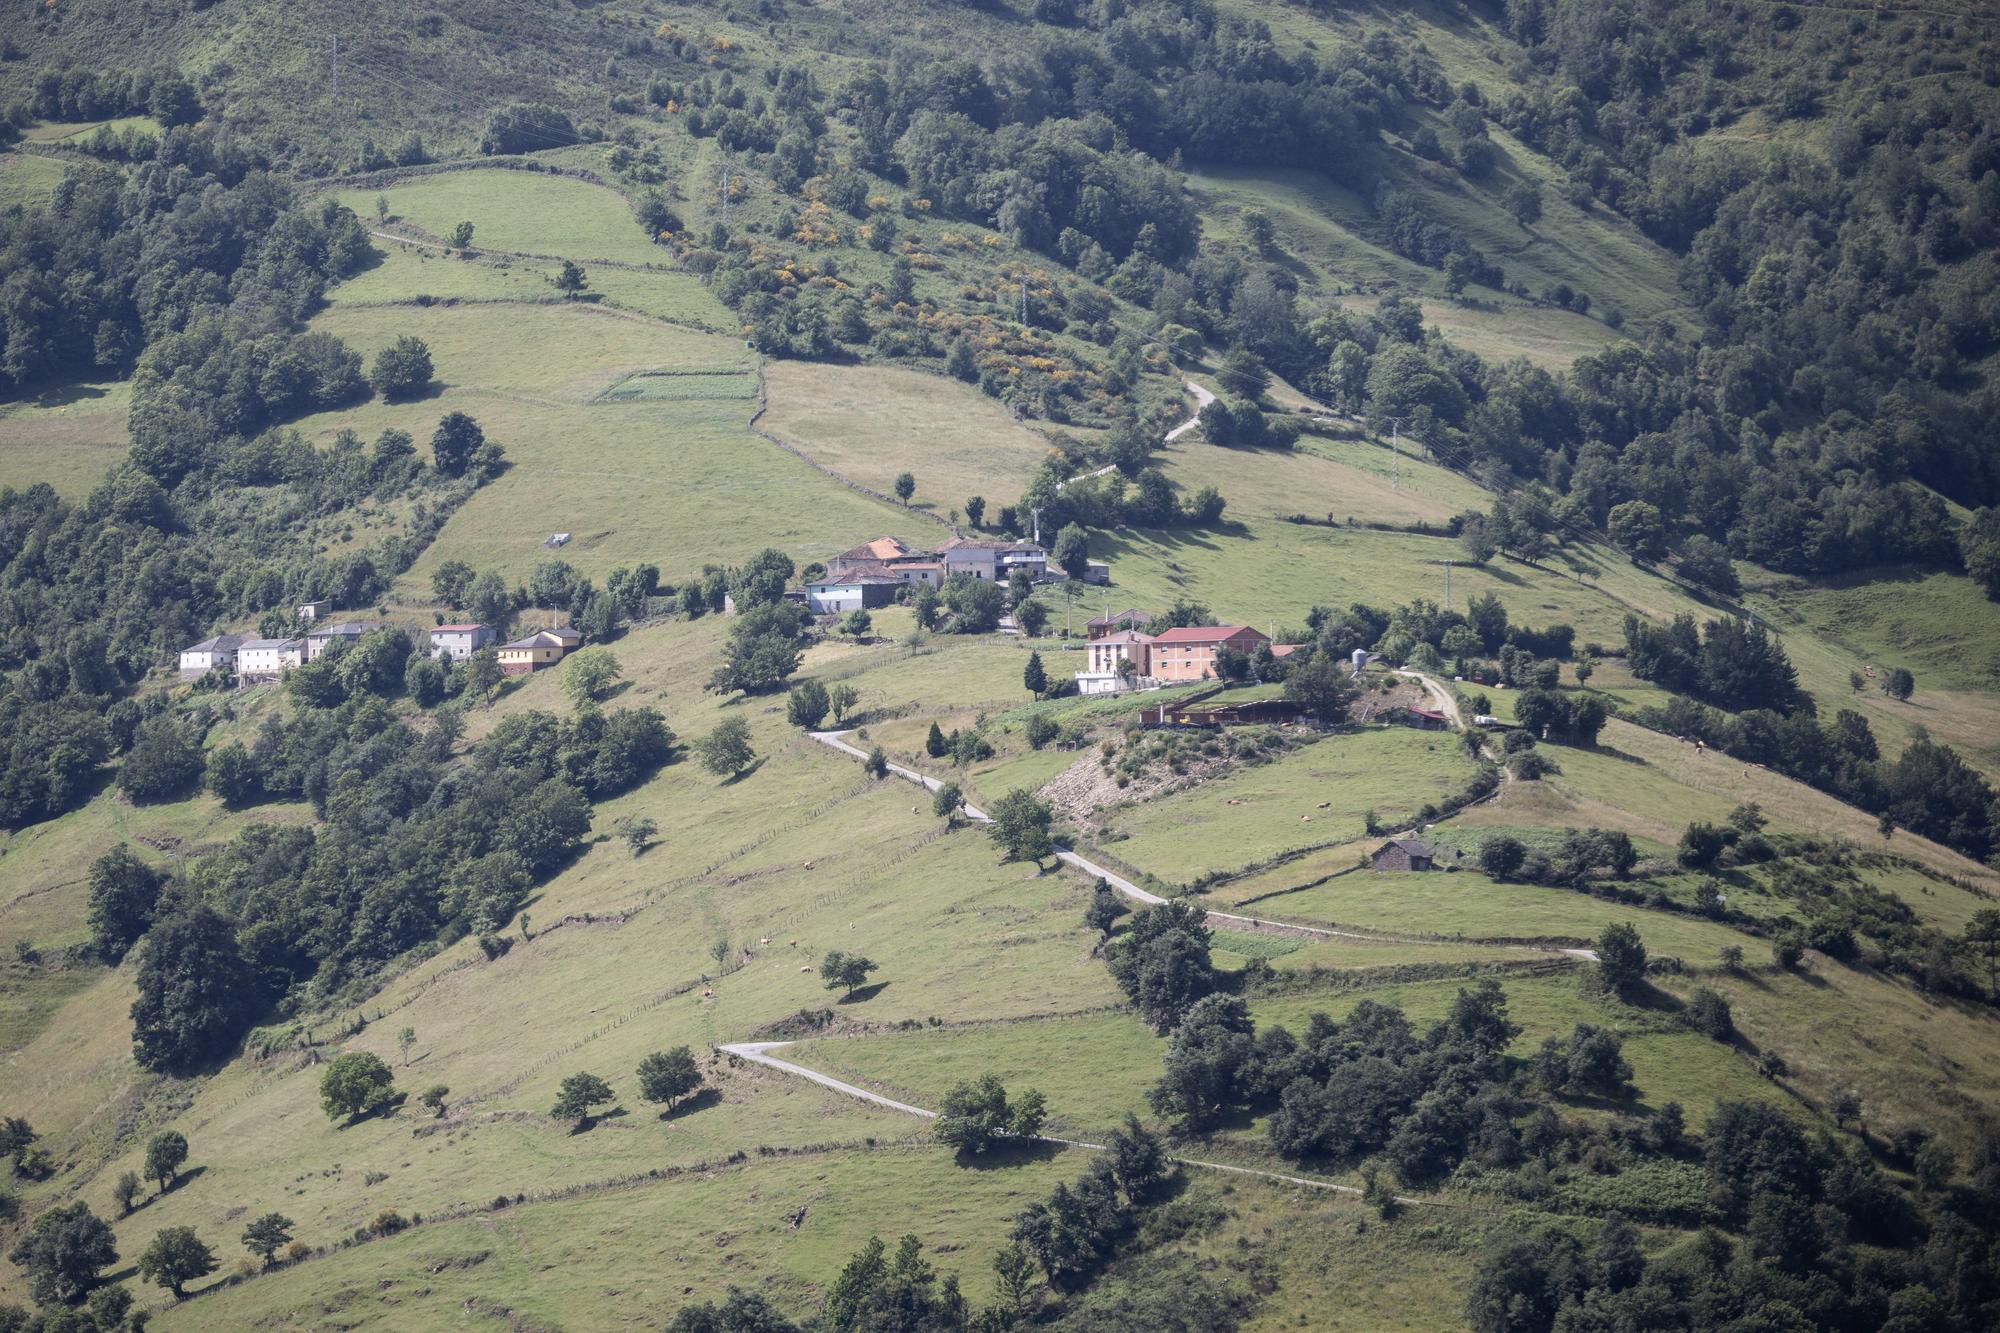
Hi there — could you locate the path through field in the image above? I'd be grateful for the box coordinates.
[717,1039,1432,1204]
[1163,379,1216,443]
[804,728,1595,961]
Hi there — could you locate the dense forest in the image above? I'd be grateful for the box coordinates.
[597,0,2000,583]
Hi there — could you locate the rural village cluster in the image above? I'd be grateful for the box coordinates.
[175,532,1475,872]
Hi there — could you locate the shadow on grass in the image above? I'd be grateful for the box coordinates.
[658,1087,722,1121]
[957,1138,1069,1170]
[30,379,109,409]
[1582,742,1647,765]
[568,1105,630,1135]
[836,981,891,1005]
[719,756,768,786]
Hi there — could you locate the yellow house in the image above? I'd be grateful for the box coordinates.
[498,627,579,675]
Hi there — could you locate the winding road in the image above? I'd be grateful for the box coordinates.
[1163,379,1216,443]
[1055,380,1216,493]
[806,727,1593,962]
[703,723,1599,1202]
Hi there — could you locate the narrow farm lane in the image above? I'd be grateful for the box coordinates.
[1163,379,1216,443]
[717,1040,1416,1202]
[805,730,1582,952]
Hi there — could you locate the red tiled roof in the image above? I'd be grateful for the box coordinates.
[835,536,912,562]
[1148,625,1269,646]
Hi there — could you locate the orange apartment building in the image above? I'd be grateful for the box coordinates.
[1145,625,1271,682]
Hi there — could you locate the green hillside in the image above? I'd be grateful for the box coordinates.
[5,0,2000,1329]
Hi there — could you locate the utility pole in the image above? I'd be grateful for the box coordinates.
[719,162,731,225]
[1437,559,1454,611]
[1019,279,1028,326]
[1388,416,1405,490]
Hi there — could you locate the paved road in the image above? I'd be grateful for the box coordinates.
[807,728,1599,960]
[811,731,1490,946]
[1055,380,1215,492]
[1164,380,1216,443]
[718,1039,1408,1201]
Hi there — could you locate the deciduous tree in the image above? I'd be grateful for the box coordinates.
[139,1225,216,1298]
[319,1052,395,1124]
[369,335,433,401]
[819,951,879,999]
[637,1047,703,1112]
[9,1201,117,1305]
[241,1213,294,1267]
[697,717,756,777]
[552,1072,615,1129]
[145,1131,188,1193]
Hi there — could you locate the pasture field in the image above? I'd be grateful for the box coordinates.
[281,298,924,588]
[152,1145,1471,1331]
[18,115,161,143]
[337,168,668,265]
[0,150,66,209]
[0,378,133,497]
[1091,513,1720,645]
[1159,431,1483,528]
[789,961,1790,1149]
[760,360,1059,515]
[1448,717,2000,892]
[325,241,563,307]
[1329,291,1624,371]
[575,262,739,330]
[1657,962,2000,1147]
[0,791,313,964]
[1097,728,1482,886]
[1240,867,1753,958]
[1187,152,1687,335]
[153,1146,1085,1328]
[1744,564,2000,774]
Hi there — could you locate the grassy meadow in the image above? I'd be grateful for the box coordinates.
[0,151,67,210]
[1097,729,1481,887]
[0,378,133,498]
[337,169,671,265]
[759,361,1059,517]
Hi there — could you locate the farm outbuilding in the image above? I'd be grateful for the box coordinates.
[1371,838,1440,872]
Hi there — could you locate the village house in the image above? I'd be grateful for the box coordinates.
[236,638,304,679]
[1075,629,1155,696]
[1371,838,1440,872]
[1086,609,1152,637]
[297,600,331,622]
[430,623,496,661]
[304,621,378,662]
[1146,626,1271,683]
[825,537,915,579]
[178,634,245,678]
[938,536,1048,582]
[823,535,1079,592]
[879,556,944,588]
[804,573,903,614]
[498,627,579,675]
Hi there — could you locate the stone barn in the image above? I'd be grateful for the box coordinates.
[1370,838,1439,872]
